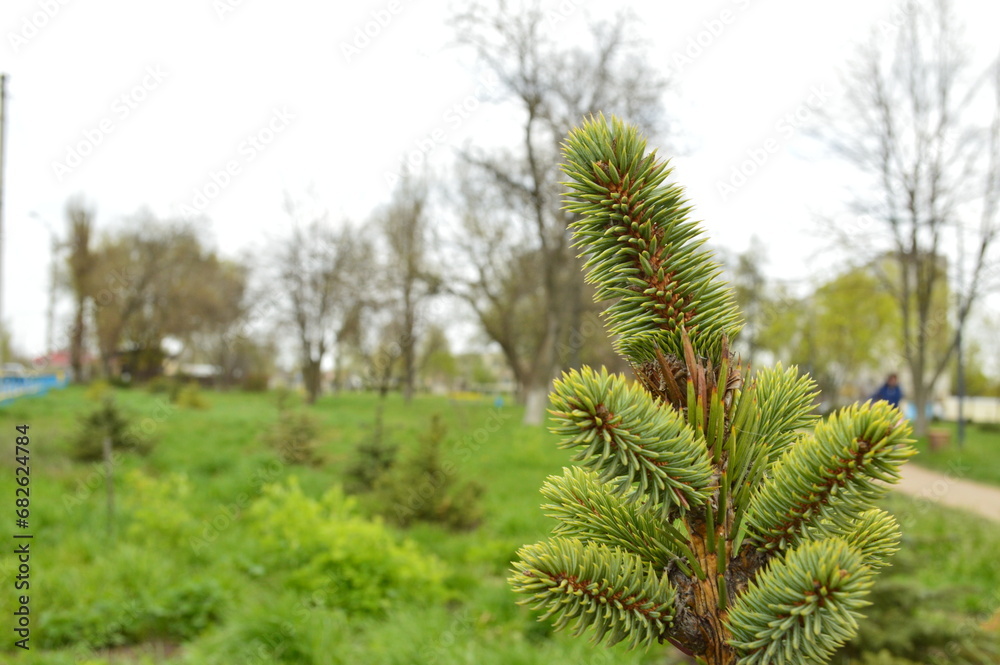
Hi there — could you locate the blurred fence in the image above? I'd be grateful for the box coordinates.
[0,373,68,405]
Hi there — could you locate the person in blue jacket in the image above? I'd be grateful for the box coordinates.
[872,373,903,408]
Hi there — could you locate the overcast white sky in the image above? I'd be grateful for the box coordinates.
[1,0,998,360]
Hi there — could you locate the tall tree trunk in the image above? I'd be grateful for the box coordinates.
[402,296,416,404]
[332,349,343,393]
[523,382,549,427]
[907,334,930,437]
[523,311,558,425]
[100,351,112,380]
[911,381,930,438]
[564,264,585,371]
[303,359,321,405]
[70,304,85,382]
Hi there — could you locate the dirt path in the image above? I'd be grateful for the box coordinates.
[895,462,1000,522]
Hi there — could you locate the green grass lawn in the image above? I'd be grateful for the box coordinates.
[0,386,671,665]
[909,420,1000,487]
[0,385,998,664]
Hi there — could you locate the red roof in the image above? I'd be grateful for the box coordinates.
[31,350,94,368]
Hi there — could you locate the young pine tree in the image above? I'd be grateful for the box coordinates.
[508,115,915,665]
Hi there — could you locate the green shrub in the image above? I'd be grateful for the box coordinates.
[40,572,226,649]
[241,371,270,392]
[85,379,112,401]
[33,471,229,651]
[833,556,1000,664]
[245,478,446,615]
[35,532,227,651]
[343,408,397,494]
[122,471,199,551]
[371,414,484,530]
[144,375,176,395]
[145,578,227,640]
[182,591,347,665]
[107,374,134,388]
[175,381,210,409]
[259,408,324,466]
[273,385,300,412]
[70,396,152,462]
[145,377,208,407]
[344,438,398,495]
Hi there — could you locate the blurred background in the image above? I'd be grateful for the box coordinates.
[1,0,999,663]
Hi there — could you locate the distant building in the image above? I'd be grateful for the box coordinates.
[31,349,96,379]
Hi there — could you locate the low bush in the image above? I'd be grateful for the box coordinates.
[34,471,230,651]
[833,554,1000,664]
[244,479,446,615]
[85,379,112,402]
[369,414,484,530]
[241,371,270,392]
[259,409,324,466]
[144,375,176,395]
[183,591,323,665]
[273,385,301,412]
[122,471,199,553]
[344,406,396,494]
[175,382,210,409]
[39,557,226,650]
[70,396,153,462]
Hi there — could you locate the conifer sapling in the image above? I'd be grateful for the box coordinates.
[508,114,915,665]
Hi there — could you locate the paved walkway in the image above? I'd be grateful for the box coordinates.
[895,462,1000,522]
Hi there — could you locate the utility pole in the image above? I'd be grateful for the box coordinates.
[0,74,7,369]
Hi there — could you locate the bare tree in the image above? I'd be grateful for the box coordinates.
[450,1,667,424]
[376,173,440,402]
[65,197,96,381]
[821,0,1000,435]
[450,172,544,403]
[726,237,770,365]
[272,200,363,404]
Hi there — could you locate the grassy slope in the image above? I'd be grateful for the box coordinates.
[0,387,665,665]
[0,386,997,664]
